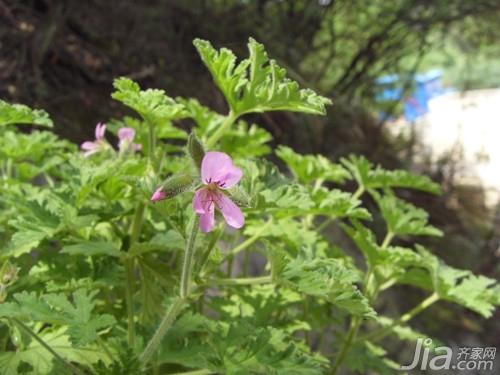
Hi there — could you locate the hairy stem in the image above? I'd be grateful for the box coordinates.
[139,297,186,365]
[331,316,361,375]
[352,186,365,200]
[359,292,440,342]
[140,216,200,366]
[124,257,136,347]
[130,202,146,244]
[381,231,394,249]
[147,121,156,166]
[97,335,115,363]
[171,369,215,375]
[210,275,272,286]
[206,111,237,148]
[226,218,272,258]
[124,202,146,348]
[180,215,200,298]
[11,318,86,375]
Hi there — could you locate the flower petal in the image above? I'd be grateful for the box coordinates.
[199,210,216,232]
[218,166,243,189]
[151,187,167,202]
[201,151,242,188]
[193,188,215,214]
[118,127,135,142]
[95,123,106,140]
[216,193,244,229]
[81,141,97,151]
[193,189,206,214]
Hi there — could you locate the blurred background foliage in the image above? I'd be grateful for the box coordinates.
[1,0,500,366]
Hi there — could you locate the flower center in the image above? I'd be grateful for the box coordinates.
[206,182,220,191]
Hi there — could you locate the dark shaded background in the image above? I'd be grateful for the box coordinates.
[2,0,500,370]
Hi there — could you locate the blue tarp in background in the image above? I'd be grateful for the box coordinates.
[376,69,449,122]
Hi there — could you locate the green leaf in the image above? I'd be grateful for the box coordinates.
[157,317,328,374]
[396,246,500,318]
[112,77,187,125]
[0,291,63,324]
[43,289,116,346]
[344,341,401,375]
[276,146,350,184]
[376,316,441,347]
[279,254,376,318]
[0,290,115,346]
[4,230,48,257]
[0,327,108,375]
[61,241,121,257]
[194,38,331,116]
[341,220,381,267]
[220,120,272,158]
[129,230,185,256]
[0,100,53,127]
[245,218,320,251]
[372,191,443,237]
[341,155,441,194]
[310,187,371,220]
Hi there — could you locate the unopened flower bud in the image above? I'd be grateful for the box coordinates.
[187,132,205,171]
[150,172,196,202]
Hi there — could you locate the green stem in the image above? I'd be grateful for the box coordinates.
[147,121,156,166]
[139,297,186,365]
[130,203,146,244]
[11,318,86,375]
[381,231,394,249]
[379,278,396,292]
[210,275,272,286]
[171,369,214,375]
[197,224,225,276]
[97,335,115,363]
[124,202,146,348]
[206,111,237,148]
[180,215,200,299]
[139,216,201,367]
[226,218,272,258]
[352,186,365,200]
[359,292,439,343]
[332,264,374,373]
[124,257,136,347]
[317,217,334,233]
[313,178,324,192]
[331,316,361,375]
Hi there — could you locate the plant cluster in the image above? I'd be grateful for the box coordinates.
[0,38,498,374]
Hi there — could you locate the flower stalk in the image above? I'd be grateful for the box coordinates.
[140,215,200,366]
[180,215,200,298]
[139,297,186,365]
[206,111,237,148]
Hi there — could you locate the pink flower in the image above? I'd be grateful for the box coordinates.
[192,151,244,232]
[81,123,108,157]
[150,187,167,202]
[118,127,141,153]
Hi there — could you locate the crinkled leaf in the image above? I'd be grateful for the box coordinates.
[43,289,116,346]
[341,155,441,194]
[276,146,350,184]
[112,77,187,127]
[0,327,108,375]
[279,255,376,318]
[344,341,401,375]
[372,191,442,237]
[397,246,500,318]
[194,38,331,116]
[0,100,53,127]
[61,241,121,257]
